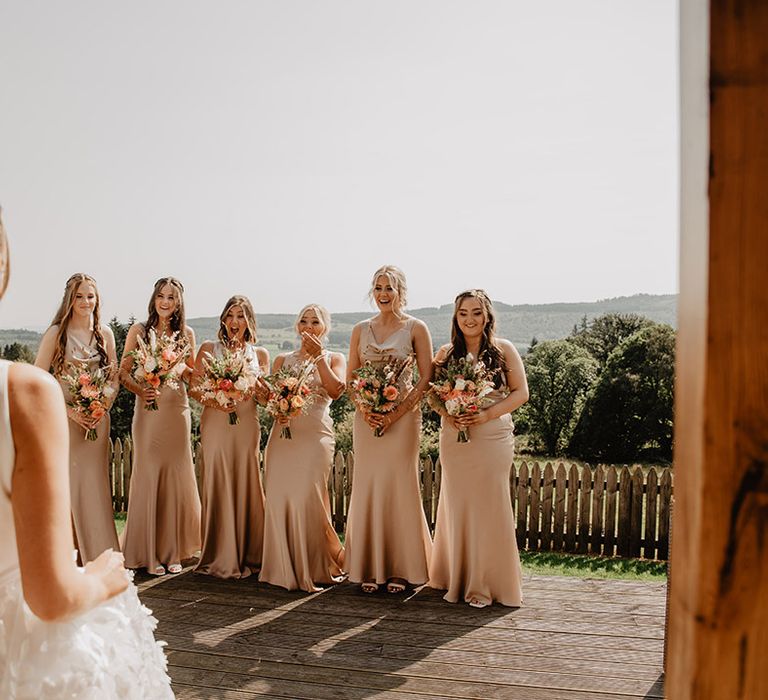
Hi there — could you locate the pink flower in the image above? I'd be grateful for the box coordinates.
[78,373,92,386]
[161,348,178,364]
[218,378,234,392]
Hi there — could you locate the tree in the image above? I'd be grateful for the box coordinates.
[1,342,34,363]
[108,317,135,440]
[569,324,675,463]
[522,340,598,455]
[569,313,654,368]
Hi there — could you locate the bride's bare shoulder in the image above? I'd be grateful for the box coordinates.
[8,362,64,424]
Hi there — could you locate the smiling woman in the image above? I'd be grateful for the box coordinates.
[345,265,434,594]
[34,274,120,564]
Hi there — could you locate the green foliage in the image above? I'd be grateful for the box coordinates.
[569,324,675,463]
[569,312,654,368]
[1,342,34,363]
[333,410,354,454]
[522,340,599,455]
[108,317,135,440]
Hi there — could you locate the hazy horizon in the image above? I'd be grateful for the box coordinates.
[1,1,678,328]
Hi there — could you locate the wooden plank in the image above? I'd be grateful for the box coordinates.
[577,465,591,554]
[604,466,618,557]
[657,469,672,560]
[123,436,132,510]
[629,467,644,558]
[540,463,555,551]
[564,465,579,553]
[590,465,605,555]
[617,466,632,557]
[344,452,354,520]
[644,468,658,560]
[527,461,541,550]
[553,463,567,551]
[515,462,529,549]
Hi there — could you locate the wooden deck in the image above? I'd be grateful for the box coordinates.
[137,572,666,700]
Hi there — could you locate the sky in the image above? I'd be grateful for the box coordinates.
[0,0,678,329]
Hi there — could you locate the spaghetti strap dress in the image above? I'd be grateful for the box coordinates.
[56,332,119,563]
[344,319,432,585]
[260,351,345,591]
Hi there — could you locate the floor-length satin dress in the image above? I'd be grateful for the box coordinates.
[429,388,523,607]
[195,342,264,578]
[57,333,119,563]
[345,319,432,585]
[259,351,345,591]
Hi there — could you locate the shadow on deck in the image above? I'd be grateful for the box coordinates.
[137,573,666,700]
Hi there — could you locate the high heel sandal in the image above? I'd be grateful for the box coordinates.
[361,581,379,594]
[386,578,407,594]
[150,565,166,576]
[167,563,182,574]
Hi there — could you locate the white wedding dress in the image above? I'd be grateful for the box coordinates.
[0,360,174,699]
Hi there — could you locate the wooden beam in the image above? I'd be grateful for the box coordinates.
[668,1,768,698]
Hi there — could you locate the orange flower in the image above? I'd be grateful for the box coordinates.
[90,402,106,420]
[383,385,399,401]
[161,348,178,364]
[145,373,161,388]
[291,395,305,409]
[218,378,234,392]
[78,373,92,386]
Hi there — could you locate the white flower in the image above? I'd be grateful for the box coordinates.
[215,391,230,406]
[143,357,158,373]
[445,398,460,415]
[174,362,186,376]
[454,377,466,391]
[234,376,251,393]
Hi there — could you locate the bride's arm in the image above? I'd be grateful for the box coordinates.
[9,363,128,622]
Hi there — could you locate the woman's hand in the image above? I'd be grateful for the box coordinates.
[455,410,492,428]
[300,332,323,359]
[253,377,270,404]
[84,549,129,599]
[141,386,158,405]
[367,408,401,434]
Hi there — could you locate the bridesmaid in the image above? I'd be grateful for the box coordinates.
[35,273,120,564]
[345,265,433,594]
[192,295,269,579]
[429,289,529,608]
[259,304,346,592]
[119,277,200,575]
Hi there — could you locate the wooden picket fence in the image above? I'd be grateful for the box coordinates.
[109,439,673,561]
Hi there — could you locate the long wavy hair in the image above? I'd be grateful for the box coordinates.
[0,209,8,300]
[49,274,109,375]
[444,289,507,389]
[368,264,408,316]
[218,295,258,345]
[144,277,186,338]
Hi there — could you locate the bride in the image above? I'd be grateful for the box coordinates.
[0,210,174,699]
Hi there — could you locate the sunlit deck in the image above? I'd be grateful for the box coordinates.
[137,572,665,700]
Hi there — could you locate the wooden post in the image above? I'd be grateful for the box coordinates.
[668,2,768,697]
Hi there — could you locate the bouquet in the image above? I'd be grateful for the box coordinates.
[263,358,317,439]
[61,362,116,441]
[429,353,497,443]
[130,329,190,410]
[348,355,413,437]
[196,346,259,425]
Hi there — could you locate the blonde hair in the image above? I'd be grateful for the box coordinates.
[368,265,408,314]
[0,209,8,300]
[218,295,258,345]
[295,303,331,340]
[49,274,109,375]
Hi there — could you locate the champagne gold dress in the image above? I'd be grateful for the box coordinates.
[57,332,119,563]
[429,386,523,607]
[195,342,264,579]
[122,327,201,572]
[345,319,432,586]
[259,352,345,591]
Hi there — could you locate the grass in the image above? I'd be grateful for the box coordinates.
[520,550,667,581]
[114,512,126,536]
